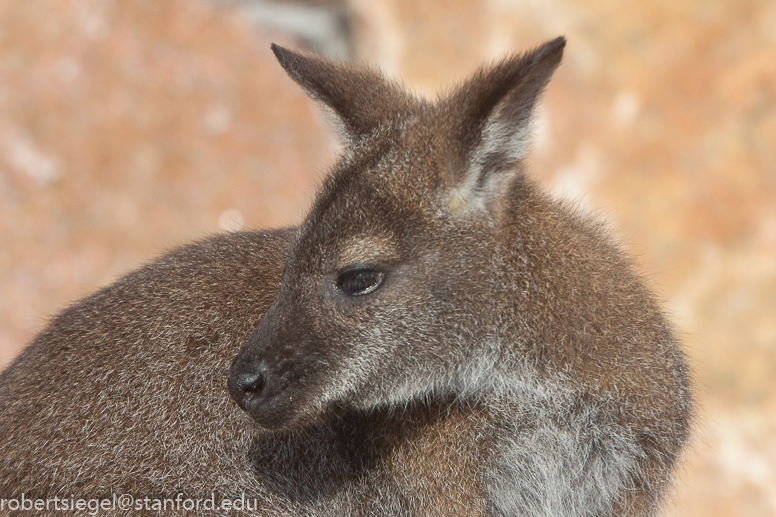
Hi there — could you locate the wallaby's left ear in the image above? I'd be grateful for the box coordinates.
[272,44,419,145]
[442,37,565,215]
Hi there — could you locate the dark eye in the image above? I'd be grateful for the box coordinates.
[335,267,384,296]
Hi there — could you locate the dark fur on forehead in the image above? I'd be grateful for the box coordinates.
[298,149,411,249]
[271,44,425,143]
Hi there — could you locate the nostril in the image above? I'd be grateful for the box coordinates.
[228,365,269,411]
[236,372,265,397]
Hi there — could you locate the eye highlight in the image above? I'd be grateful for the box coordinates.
[335,267,384,296]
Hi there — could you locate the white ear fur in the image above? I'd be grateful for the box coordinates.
[470,112,534,210]
[478,105,534,165]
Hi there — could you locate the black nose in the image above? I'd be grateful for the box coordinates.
[227,364,268,411]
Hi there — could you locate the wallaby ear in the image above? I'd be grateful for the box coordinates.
[442,37,566,216]
[271,44,418,145]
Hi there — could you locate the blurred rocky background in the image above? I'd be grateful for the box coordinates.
[1,0,774,514]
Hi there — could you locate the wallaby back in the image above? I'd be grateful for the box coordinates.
[0,230,290,511]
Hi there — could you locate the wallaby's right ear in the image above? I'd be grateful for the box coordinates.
[271,44,418,145]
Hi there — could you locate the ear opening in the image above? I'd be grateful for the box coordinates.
[441,37,566,217]
[271,44,420,145]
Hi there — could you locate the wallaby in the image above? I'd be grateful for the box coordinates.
[0,38,691,516]
[229,36,692,516]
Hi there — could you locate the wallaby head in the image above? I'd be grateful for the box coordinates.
[229,37,569,429]
[229,40,691,510]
